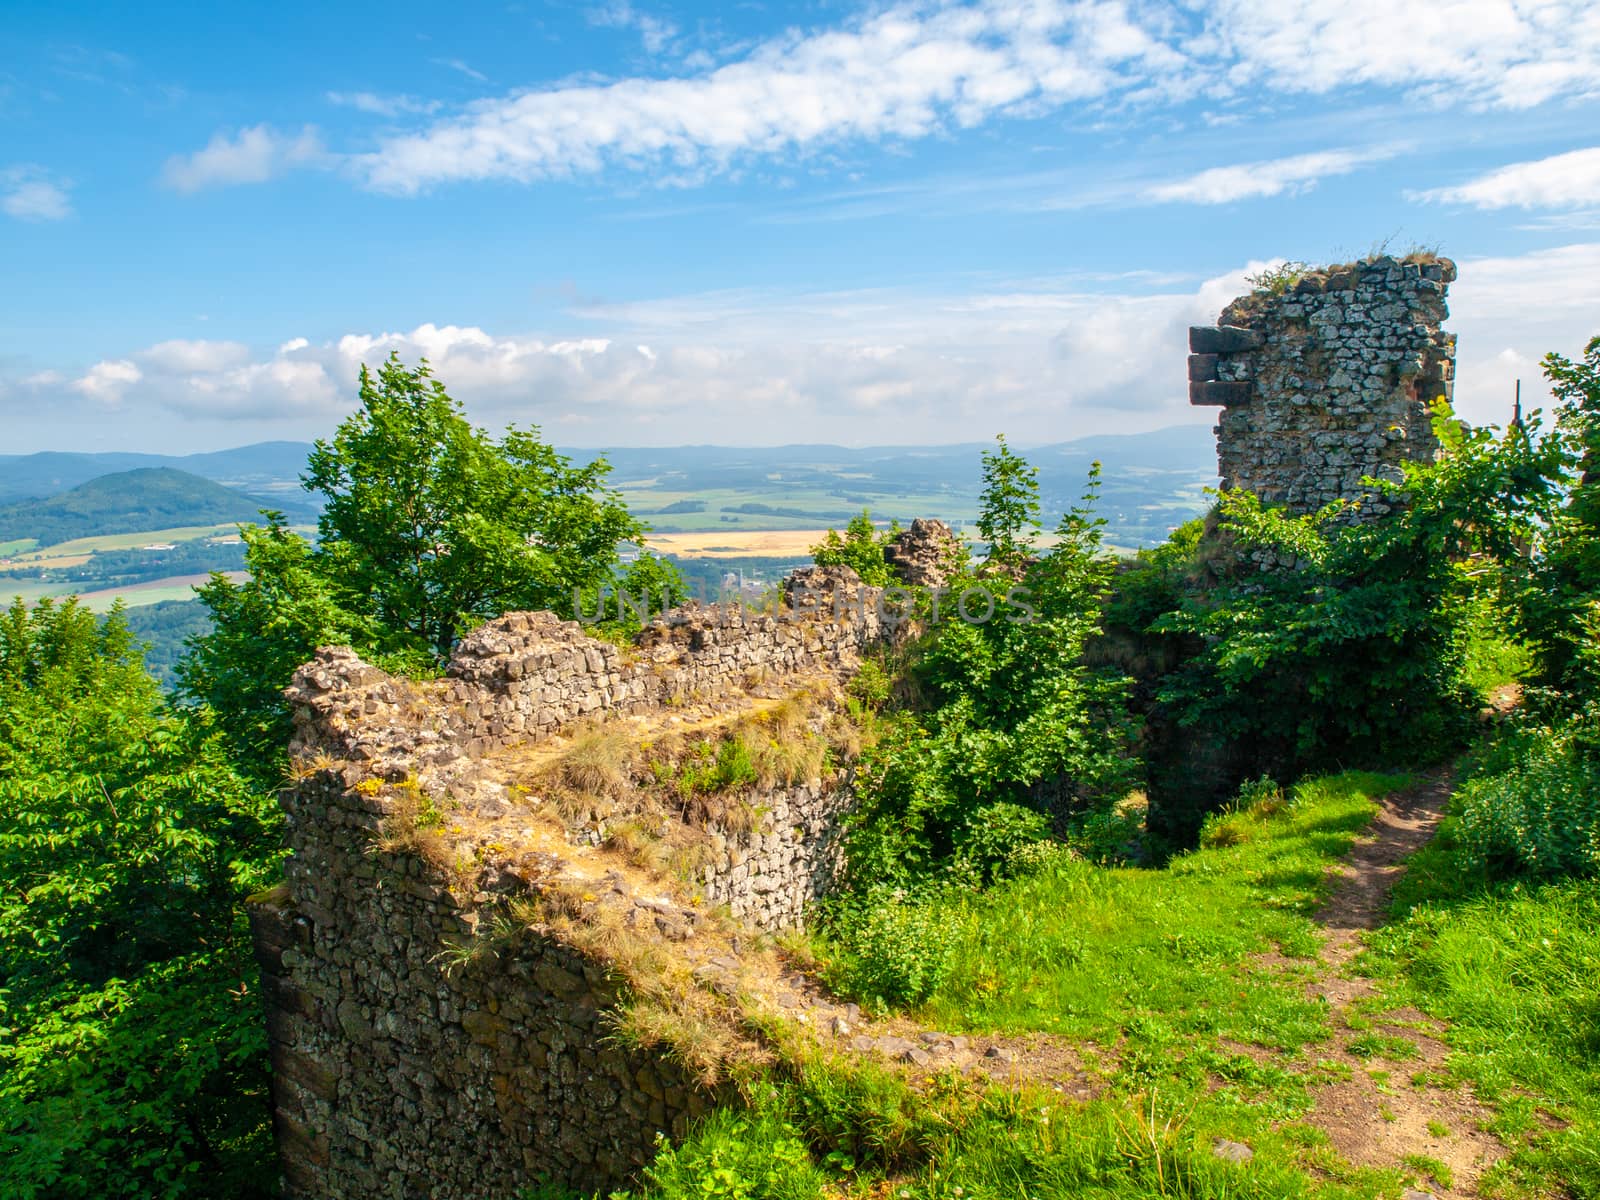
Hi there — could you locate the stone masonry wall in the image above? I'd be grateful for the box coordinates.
[1189,255,1457,516]
[256,575,890,1197]
[251,769,720,1200]
[287,585,884,775]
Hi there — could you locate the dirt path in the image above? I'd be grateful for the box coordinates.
[1291,769,1506,1198]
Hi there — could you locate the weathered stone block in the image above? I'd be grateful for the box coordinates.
[1189,325,1264,354]
[1187,353,1219,381]
[1190,381,1253,406]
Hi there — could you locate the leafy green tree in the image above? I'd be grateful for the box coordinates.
[810,510,897,586]
[0,599,280,1198]
[975,434,1041,575]
[840,458,1136,893]
[1154,404,1565,788]
[305,354,649,657]
[179,514,378,782]
[186,357,679,772]
[1527,334,1600,689]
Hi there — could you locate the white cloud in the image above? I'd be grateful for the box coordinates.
[1413,146,1600,209]
[1446,242,1600,427]
[139,339,253,373]
[360,0,1184,192]
[166,1,1600,196]
[2,165,72,221]
[1206,0,1600,109]
[162,125,325,192]
[1143,147,1396,204]
[18,244,1598,446]
[433,58,488,83]
[70,359,141,403]
[326,91,442,117]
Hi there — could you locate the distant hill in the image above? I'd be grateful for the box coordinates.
[0,468,272,548]
[0,442,319,511]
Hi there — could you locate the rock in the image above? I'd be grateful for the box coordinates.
[983,1045,1016,1063]
[883,518,964,588]
[1212,1138,1254,1164]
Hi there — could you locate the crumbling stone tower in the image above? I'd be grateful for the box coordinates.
[1188,255,1457,514]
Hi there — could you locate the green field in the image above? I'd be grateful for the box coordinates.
[2,572,247,613]
[5,524,245,563]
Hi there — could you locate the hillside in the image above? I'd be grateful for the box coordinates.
[0,442,317,506]
[0,468,271,548]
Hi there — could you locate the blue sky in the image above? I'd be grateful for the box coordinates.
[3,0,1599,453]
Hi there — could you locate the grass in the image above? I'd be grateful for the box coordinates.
[541,771,1413,1200]
[1358,808,1600,1196]
[916,773,1402,1050]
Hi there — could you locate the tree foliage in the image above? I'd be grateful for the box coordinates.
[185,356,676,774]
[0,599,280,1197]
[305,354,651,657]
[839,460,1136,894]
[809,510,899,586]
[1151,404,1564,781]
[974,434,1041,575]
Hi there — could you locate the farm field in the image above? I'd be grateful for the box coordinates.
[2,572,246,612]
[647,529,834,557]
[2,524,247,566]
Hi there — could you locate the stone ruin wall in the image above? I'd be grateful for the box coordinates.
[1189,255,1458,516]
[252,568,914,1198]
[252,771,722,1198]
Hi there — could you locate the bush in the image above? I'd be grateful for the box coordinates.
[640,1110,826,1200]
[1455,706,1600,879]
[951,801,1050,882]
[828,896,957,1007]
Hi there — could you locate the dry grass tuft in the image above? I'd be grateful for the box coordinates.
[555,727,635,795]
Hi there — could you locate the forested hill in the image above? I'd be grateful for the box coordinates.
[0,442,315,505]
[0,468,271,547]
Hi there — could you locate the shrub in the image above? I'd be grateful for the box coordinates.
[640,1111,826,1200]
[828,896,957,1007]
[951,801,1050,882]
[1455,706,1600,879]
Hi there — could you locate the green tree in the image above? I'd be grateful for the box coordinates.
[304,353,651,657]
[179,514,378,782]
[1527,334,1600,689]
[975,434,1041,575]
[810,510,897,586]
[0,599,280,1198]
[1154,404,1565,787]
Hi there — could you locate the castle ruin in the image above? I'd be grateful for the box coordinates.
[252,256,1461,1198]
[1189,255,1457,515]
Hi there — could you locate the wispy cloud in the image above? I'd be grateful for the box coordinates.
[69,359,140,403]
[2,165,73,221]
[1412,145,1600,209]
[359,1,1184,193]
[326,90,442,117]
[170,1,1600,196]
[1143,147,1398,204]
[432,57,488,83]
[587,1,678,55]
[16,244,1600,443]
[162,124,325,192]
